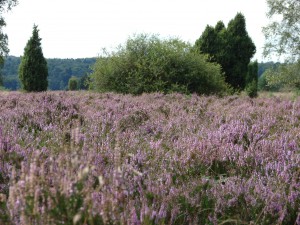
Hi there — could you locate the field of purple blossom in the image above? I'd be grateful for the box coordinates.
[0,91,299,224]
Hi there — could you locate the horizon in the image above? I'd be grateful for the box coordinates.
[4,54,280,63]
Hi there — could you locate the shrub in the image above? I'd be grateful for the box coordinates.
[78,74,89,90]
[245,79,258,98]
[245,61,258,98]
[68,76,78,91]
[90,34,229,95]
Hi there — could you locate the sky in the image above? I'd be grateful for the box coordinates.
[4,0,270,61]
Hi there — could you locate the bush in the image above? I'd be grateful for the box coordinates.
[258,72,281,92]
[245,80,258,98]
[264,61,300,91]
[78,74,89,90]
[68,76,78,91]
[245,61,258,98]
[90,34,229,95]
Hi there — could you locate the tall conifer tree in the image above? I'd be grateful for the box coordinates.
[225,13,256,89]
[195,13,256,90]
[19,25,48,92]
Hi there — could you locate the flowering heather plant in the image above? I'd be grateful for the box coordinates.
[0,91,299,224]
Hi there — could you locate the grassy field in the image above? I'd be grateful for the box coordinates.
[0,91,299,224]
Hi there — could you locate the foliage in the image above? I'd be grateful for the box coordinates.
[265,61,300,90]
[245,80,258,98]
[258,62,282,91]
[258,61,281,77]
[195,13,256,91]
[225,14,256,90]
[245,61,258,98]
[3,59,282,93]
[0,68,3,86]
[47,58,95,90]
[68,76,78,91]
[0,0,18,64]
[90,34,229,95]
[258,72,280,92]
[1,56,96,90]
[19,25,48,92]
[263,0,300,61]
[78,74,90,90]
[3,58,274,92]
[194,21,225,63]
[0,0,18,86]
[3,57,280,92]
[263,0,300,90]
[1,56,20,90]
[0,92,299,224]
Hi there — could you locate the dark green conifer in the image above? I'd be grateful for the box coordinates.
[245,61,258,98]
[195,13,256,91]
[19,25,48,92]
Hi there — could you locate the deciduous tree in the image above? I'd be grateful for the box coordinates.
[263,0,300,90]
[0,0,18,85]
[263,0,300,61]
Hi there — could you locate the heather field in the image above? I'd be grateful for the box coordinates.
[0,91,299,225]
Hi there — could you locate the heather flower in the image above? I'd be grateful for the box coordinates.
[0,92,299,224]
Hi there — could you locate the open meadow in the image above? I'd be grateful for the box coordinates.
[0,91,299,224]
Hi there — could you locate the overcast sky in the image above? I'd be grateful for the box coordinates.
[4,0,269,61]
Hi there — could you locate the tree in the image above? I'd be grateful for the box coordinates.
[225,13,256,90]
[68,76,78,90]
[195,25,219,61]
[258,71,281,91]
[263,0,300,61]
[19,25,48,92]
[265,61,300,89]
[78,74,90,90]
[246,61,258,85]
[90,34,229,95]
[194,21,226,64]
[263,0,300,90]
[0,0,18,86]
[195,13,256,91]
[1,56,96,90]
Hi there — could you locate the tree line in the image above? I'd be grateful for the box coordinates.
[2,56,95,90]
[1,54,276,92]
[1,0,299,95]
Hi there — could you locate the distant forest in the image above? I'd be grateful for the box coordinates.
[1,56,279,91]
[1,56,96,90]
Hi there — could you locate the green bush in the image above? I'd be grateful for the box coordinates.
[245,80,258,98]
[245,61,258,98]
[90,34,229,95]
[68,76,78,91]
[264,61,300,91]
